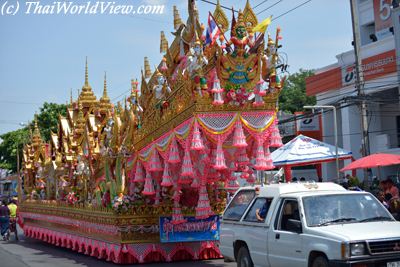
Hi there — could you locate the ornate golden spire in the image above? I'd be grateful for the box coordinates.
[160,31,168,54]
[32,114,42,148]
[173,5,182,30]
[79,57,98,108]
[70,89,73,107]
[243,0,258,32]
[144,57,152,79]
[99,72,112,113]
[213,0,229,32]
[75,100,85,135]
[84,57,89,87]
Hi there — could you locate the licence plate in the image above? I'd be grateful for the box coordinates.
[388,261,400,267]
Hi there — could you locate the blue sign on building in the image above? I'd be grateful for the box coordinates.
[159,215,220,243]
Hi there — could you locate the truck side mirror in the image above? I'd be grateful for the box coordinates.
[286,219,302,233]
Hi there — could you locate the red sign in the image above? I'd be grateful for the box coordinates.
[342,50,396,85]
[373,0,393,35]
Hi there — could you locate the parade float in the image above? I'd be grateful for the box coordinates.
[19,0,285,264]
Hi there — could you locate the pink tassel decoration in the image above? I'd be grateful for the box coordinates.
[191,121,205,151]
[168,138,181,164]
[172,200,186,225]
[269,123,283,148]
[179,147,194,184]
[191,174,200,188]
[161,162,173,187]
[213,138,227,170]
[254,140,268,171]
[237,148,250,166]
[212,91,224,106]
[225,179,240,192]
[256,78,267,96]
[232,121,247,148]
[264,145,275,170]
[149,149,163,172]
[133,161,145,183]
[142,171,155,195]
[253,94,265,107]
[211,77,223,93]
[247,169,256,184]
[195,185,213,219]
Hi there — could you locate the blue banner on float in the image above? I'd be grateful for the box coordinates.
[159,215,220,243]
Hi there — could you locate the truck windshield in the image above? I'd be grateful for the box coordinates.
[302,193,394,227]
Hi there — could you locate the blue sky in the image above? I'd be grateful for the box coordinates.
[0,0,352,135]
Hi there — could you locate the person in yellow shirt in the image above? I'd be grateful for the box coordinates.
[7,199,18,241]
[7,199,17,218]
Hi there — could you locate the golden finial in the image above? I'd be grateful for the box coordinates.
[79,57,97,107]
[99,72,112,113]
[144,57,152,79]
[75,100,85,134]
[85,56,89,87]
[243,0,258,32]
[173,5,182,30]
[32,113,42,147]
[213,0,229,33]
[103,72,109,99]
[154,65,163,77]
[70,89,73,106]
[160,31,168,54]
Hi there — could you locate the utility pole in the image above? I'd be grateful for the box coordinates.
[350,0,369,180]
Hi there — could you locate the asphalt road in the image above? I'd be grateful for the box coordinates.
[0,229,236,267]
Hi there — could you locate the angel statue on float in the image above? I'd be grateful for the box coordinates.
[153,67,171,102]
[187,33,208,96]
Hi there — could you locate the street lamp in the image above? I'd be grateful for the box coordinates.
[303,105,339,181]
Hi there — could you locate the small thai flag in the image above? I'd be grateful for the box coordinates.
[205,12,220,45]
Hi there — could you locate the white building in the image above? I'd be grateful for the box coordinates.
[305,0,400,181]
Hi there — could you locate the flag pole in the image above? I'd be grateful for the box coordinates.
[208,12,229,44]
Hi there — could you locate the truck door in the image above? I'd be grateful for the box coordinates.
[241,197,273,267]
[267,198,307,267]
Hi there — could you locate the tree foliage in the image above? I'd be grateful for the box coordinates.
[0,102,66,172]
[36,102,67,141]
[278,69,316,113]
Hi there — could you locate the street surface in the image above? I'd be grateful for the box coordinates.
[0,227,235,267]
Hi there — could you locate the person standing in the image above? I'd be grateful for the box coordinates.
[0,200,10,240]
[7,198,18,241]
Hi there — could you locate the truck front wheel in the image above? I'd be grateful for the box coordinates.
[311,255,329,267]
[237,246,253,267]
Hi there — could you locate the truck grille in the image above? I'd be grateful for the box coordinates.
[368,239,400,254]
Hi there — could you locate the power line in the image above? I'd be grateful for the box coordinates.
[253,0,270,9]
[198,0,239,13]
[256,0,283,15]
[272,0,312,21]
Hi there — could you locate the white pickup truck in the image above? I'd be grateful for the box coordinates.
[220,182,400,267]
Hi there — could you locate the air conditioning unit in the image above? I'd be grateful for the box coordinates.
[376,134,390,151]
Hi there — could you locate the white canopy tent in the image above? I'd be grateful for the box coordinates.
[271,135,352,181]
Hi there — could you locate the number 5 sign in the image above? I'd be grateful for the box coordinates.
[374,0,393,38]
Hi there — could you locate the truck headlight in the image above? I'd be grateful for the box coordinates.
[350,243,366,256]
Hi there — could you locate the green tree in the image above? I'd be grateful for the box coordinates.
[36,102,67,141]
[0,128,30,171]
[0,102,67,172]
[278,69,316,113]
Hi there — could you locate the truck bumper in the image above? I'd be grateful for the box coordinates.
[330,255,400,267]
